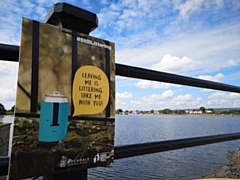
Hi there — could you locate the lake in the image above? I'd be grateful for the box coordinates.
[2,115,240,179]
[89,115,240,180]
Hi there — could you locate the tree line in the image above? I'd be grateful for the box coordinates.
[0,103,15,115]
[116,107,240,115]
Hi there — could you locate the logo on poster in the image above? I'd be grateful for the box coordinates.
[93,152,110,163]
[72,66,110,116]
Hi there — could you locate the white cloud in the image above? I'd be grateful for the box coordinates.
[162,90,174,98]
[207,92,240,107]
[118,92,204,110]
[209,92,240,99]
[175,0,204,19]
[0,0,239,112]
[135,80,152,89]
[129,100,142,106]
[37,0,53,5]
[115,22,240,75]
[116,91,133,99]
[201,89,214,92]
[170,94,202,107]
[141,90,174,101]
[172,94,193,101]
[0,21,21,45]
[116,91,240,111]
[0,0,56,45]
[97,0,170,34]
[135,91,174,110]
[233,100,240,107]
[0,61,18,109]
[109,3,119,11]
[197,73,224,82]
[98,10,120,29]
[135,80,180,89]
[229,93,240,99]
[152,54,197,73]
[0,61,19,74]
[100,0,109,5]
[0,87,16,109]
[223,60,238,68]
[35,6,47,19]
[116,99,127,110]
[175,0,225,19]
[120,9,138,19]
[95,0,240,79]
[0,87,16,100]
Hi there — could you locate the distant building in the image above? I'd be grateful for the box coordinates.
[206,110,212,114]
[187,110,202,114]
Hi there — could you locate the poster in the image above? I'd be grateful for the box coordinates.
[9,18,115,179]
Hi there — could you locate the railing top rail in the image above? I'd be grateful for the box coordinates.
[1,43,240,93]
[115,132,240,159]
[116,63,240,93]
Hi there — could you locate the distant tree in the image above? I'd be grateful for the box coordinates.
[174,110,180,114]
[10,105,15,112]
[174,110,183,114]
[179,110,185,114]
[150,110,154,114]
[158,110,163,114]
[0,103,6,115]
[221,110,229,115]
[129,110,133,114]
[231,110,240,115]
[221,110,240,115]
[125,110,129,114]
[199,107,206,113]
[116,109,123,114]
[162,108,172,114]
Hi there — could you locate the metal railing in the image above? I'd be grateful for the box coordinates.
[1,3,240,179]
[1,43,240,175]
[1,43,240,93]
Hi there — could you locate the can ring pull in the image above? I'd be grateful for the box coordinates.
[53,91,60,96]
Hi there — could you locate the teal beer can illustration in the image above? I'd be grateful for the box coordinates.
[38,91,68,142]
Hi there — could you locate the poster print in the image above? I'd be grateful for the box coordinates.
[9,18,115,179]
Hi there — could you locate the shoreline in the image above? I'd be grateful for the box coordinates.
[207,148,240,179]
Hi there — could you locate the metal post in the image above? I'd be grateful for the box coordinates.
[45,2,98,35]
[0,156,9,176]
[42,2,98,179]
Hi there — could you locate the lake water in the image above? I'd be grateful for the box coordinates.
[89,115,240,180]
[2,115,240,179]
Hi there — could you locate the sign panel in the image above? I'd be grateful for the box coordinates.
[9,18,115,179]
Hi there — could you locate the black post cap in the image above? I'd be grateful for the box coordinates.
[45,2,98,35]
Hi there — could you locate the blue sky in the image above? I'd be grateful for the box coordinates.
[0,0,240,111]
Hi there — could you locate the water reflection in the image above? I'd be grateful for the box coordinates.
[90,115,240,180]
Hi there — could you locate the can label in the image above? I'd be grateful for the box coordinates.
[38,91,69,142]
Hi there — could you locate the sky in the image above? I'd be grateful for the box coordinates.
[0,0,240,111]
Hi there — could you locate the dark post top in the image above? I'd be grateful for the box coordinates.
[45,2,98,35]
